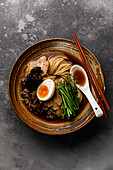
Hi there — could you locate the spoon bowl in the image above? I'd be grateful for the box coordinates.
[70,65,103,118]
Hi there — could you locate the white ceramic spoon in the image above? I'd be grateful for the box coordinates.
[70,65,103,118]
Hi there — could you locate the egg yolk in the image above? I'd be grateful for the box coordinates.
[37,85,49,98]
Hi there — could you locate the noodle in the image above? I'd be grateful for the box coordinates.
[48,55,72,76]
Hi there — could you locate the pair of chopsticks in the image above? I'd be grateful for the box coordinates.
[71,28,110,118]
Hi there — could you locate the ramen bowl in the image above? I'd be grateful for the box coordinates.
[8,38,105,135]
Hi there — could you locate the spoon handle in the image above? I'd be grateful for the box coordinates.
[85,89,103,117]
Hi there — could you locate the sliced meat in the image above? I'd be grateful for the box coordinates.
[53,89,62,106]
[37,56,49,75]
[24,56,49,77]
[46,88,62,111]
[52,89,62,111]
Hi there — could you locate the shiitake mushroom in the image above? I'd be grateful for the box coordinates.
[30,67,42,74]
[22,67,42,91]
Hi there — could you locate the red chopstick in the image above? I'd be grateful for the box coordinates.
[71,28,110,117]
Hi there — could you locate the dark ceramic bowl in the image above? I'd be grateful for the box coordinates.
[8,38,105,135]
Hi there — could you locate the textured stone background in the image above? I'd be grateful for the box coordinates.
[0,0,113,170]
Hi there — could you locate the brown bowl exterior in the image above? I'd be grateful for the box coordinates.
[8,38,105,135]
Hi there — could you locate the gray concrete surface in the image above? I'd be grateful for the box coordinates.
[0,0,113,170]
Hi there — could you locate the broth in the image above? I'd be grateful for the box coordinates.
[21,51,88,123]
[73,69,86,86]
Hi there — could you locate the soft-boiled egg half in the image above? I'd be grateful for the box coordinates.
[37,79,55,101]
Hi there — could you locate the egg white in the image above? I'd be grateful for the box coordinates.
[37,79,55,101]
